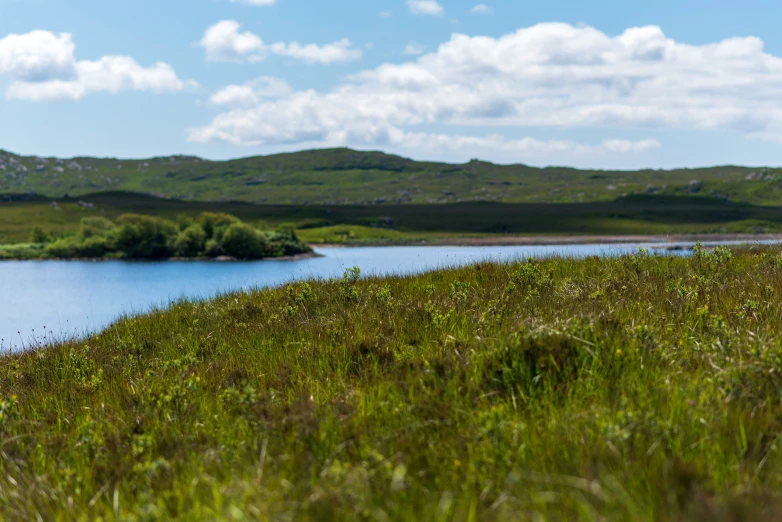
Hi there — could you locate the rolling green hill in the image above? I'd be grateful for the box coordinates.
[1,148,781,206]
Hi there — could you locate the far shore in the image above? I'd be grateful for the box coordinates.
[309,233,782,249]
[0,250,323,263]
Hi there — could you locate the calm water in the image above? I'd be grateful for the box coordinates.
[0,241,773,351]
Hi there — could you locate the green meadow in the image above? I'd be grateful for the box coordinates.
[2,247,782,519]
[0,191,781,247]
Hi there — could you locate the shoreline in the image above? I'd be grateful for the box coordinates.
[310,233,782,249]
[0,250,322,263]
[1,234,780,261]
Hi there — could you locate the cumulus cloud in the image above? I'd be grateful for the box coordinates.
[407,0,445,16]
[199,20,265,62]
[210,76,292,107]
[0,30,76,81]
[0,30,187,101]
[190,22,782,157]
[199,20,362,64]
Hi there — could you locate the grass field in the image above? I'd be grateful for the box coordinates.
[2,147,782,206]
[1,191,781,246]
[2,247,782,519]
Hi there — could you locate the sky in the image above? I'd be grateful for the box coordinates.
[3,0,782,168]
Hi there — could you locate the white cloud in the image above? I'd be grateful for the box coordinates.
[199,20,265,62]
[199,20,362,64]
[470,4,493,14]
[386,132,660,155]
[404,41,426,55]
[210,76,292,107]
[407,0,445,16]
[0,30,187,101]
[269,39,362,64]
[228,0,277,5]
[190,22,782,158]
[0,31,76,81]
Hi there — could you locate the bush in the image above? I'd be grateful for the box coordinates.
[79,217,115,239]
[176,214,194,232]
[268,229,311,256]
[112,215,178,259]
[199,213,240,241]
[29,226,53,244]
[45,236,111,258]
[24,212,309,261]
[174,224,207,258]
[222,223,266,259]
[204,239,223,258]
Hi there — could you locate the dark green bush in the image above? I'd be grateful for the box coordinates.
[176,214,194,232]
[268,229,311,256]
[199,213,240,241]
[174,224,207,258]
[26,211,308,260]
[222,223,266,259]
[204,238,223,258]
[112,215,178,259]
[29,226,53,244]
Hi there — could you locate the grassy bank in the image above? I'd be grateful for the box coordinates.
[1,191,782,246]
[2,247,782,519]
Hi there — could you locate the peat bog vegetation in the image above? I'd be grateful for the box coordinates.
[3,247,782,519]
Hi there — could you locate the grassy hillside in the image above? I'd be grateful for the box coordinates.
[1,191,782,245]
[1,147,781,206]
[2,248,782,519]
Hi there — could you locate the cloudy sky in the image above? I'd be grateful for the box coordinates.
[3,0,782,168]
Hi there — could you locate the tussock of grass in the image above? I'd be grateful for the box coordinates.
[3,247,782,519]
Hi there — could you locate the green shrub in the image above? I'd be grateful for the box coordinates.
[79,217,115,239]
[173,224,207,258]
[111,214,178,259]
[23,212,308,260]
[222,223,265,259]
[45,236,112,258]
[176,214,194,232]
[267,229,310,256]
[204,239,223,258]
[29,226,53,244]
[199,213,240,241]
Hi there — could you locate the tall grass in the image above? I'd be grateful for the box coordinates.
[2,247,782,520]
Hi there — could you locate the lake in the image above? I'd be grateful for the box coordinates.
[0,241,772,351]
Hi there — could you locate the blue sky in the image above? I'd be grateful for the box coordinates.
[2,0,782,168]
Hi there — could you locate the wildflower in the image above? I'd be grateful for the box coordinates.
[615,349,622,357]
[454,460,462,468]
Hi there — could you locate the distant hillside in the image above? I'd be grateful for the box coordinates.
[0,147,780,205]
